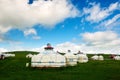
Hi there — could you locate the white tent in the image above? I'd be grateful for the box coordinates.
[4,53,15,57]
[0,52,15,59]
[77,54,88,63]
[114,55,120,60]
[91,55,99,60]
[98,55,104,60]
[91,55,104,60]
[31,43,66,67]
[64,50,78,66]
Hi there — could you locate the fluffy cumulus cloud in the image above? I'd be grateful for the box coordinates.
[80,31,120,54]
[83,2,119,23]
[0,25,12,34]
[81,31,120,47]
[0,0,79,31]
[24,28,37,36]
[54,42,82,53]
[24,28,41,40]
[0,48,8,52]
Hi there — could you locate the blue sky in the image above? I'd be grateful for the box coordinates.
[0,0,120,54]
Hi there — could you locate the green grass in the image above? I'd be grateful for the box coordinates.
[0,51,120,80]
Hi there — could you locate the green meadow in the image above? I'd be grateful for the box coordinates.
[0,51,120,80]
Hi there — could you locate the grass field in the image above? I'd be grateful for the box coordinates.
[0,51,120,80]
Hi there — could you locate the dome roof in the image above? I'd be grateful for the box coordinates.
[77,54,88,63]
[31,43,66,67]
[44,43,54,50]
[64,50,78,66]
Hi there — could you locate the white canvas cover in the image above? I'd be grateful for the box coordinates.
[114,56,120,60]
[91,55,104,60]
[91,55,99,60]
[4,53,15,57]
[31,51,66,67]
[77,54,88,63]
[64,52,78,66]
[98,55,104,60]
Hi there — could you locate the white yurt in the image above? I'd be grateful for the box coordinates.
[98,55,104,60]
[114,55,120,60]
[91,55,99,60]
[64,50,78,66]
[77,51,88,63]
[4,53,15,57]
[91,54,104,60]
[31,43,66,67]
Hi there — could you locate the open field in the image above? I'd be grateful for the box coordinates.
[0,51,120,80]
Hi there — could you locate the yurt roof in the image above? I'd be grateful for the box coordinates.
[44,43,54,50]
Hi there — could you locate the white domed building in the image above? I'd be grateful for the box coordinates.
[31,43,66,67]
[91,54,104,60]
[64,50,78,66]
[77,51,88,63]
[98,55,104,60]
[114,55,120,60]
[91,55,99,60]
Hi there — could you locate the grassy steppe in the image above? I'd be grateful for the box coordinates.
[0,51,120,80]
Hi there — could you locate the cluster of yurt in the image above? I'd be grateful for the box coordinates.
[4,53,15,57]
[0,52,15,60]
[28,43,89,68]
[91,54,104,60]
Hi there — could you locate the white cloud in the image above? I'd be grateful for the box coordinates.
[0,0,79,31]
[0,48,8,52]
[54,42,81,53]
[108,2,119,11]
[23,28,41,40]
[24,28,37,36]
[105,14,120,26]
[99,14,120,29]
[81,31,120,47]
[32,36,41,40]
[0,25,12,34]
[31,45,45,52]
[83,2,119,22]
